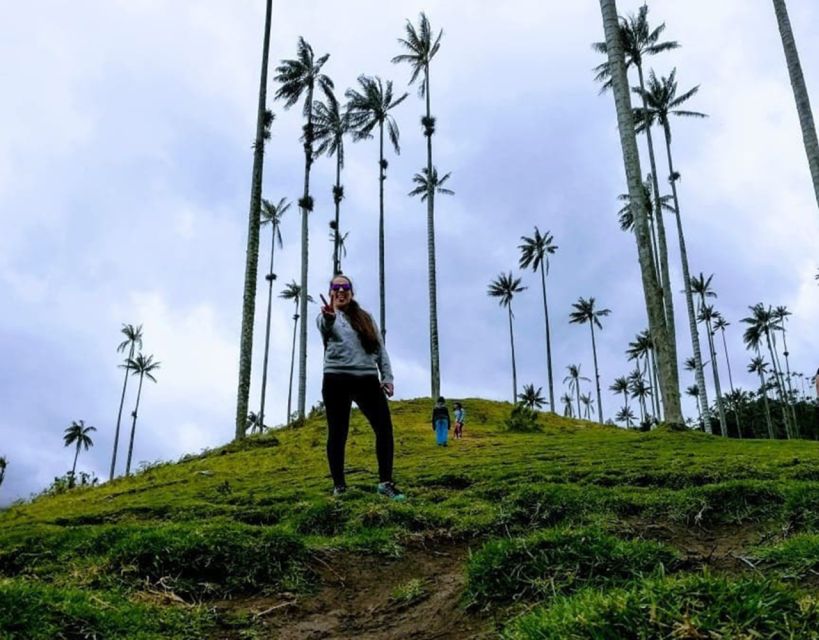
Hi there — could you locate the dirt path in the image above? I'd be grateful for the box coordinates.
[213,541,495,639]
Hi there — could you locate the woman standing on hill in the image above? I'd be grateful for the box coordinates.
[317,274,404,501]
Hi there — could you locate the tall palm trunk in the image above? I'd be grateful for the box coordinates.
[235,0,273,439]
[598,0,683,427]
[575,383,582,418]
[704,316,727,436]
[423,65,441,399]
[589,324,604,423]
[297,87,316,420]
[662,126,712,434]
[765,329,792,438]
[110,342,135,480]
[756,367,775,439]
[507,306,518,402]
[779,327,799,435]
[539,265,555,411]
[622,389,629,411]
[378,123,387,342]
[772,0,819,211]
[647,347,661,418]
[71,443,81,478]
[125,372,146,476]
[286,304,298,425]
[333,157,342,274]
[717,324,741,436]
[258,223,278,431]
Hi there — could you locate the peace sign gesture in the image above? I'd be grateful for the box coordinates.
[320,293,335,317]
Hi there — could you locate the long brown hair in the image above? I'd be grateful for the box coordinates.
[331,275,380,353]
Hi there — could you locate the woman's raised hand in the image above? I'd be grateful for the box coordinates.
[320,293,335,317]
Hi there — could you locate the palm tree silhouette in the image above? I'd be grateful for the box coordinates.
[518,384,546,410]
[329,229,350,272]
[346,75,408,342]
[579,393,595,420]
[627,330,660,418]
[690,273,726,436]
[685,384,702,426]
[771,0,819,211]
[712,312,743,436]
[629,372,653,425]
[748,356,775,439]
[773,305,799,433]
[393,12,444,399]
[519,227,558,412]
[634,68,711,436]
[236,0,274,440]
[616,406,635,428]
[564,364,591,418]
[616,178,672,267]
[312,89,351,275]
[560,392,575,418]
[610,376,630,414]
[488,272,527,402]
[258,197,290,433]
[569,297,611,423]
[594,0,683,428]
[275,37,333,420]
[124,354,160,475]
[64,420,96,480]
[111,324,142,480]
[279,281,313,425]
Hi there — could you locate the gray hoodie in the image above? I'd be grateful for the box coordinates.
[317,310,394,383]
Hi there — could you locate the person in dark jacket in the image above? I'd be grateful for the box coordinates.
[317,274,404,501]
[432,397,451,446]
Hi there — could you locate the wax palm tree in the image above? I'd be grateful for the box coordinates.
[690,273,725,436]
[595,0,683,428]
[629,373,652,424]
[329,229,350,272]
[569,297,611,423]
[712,312,742,435]
[519,384,546,410]
[610,376,630,412]
[742,303,792,437]
[124,354,160,475]
[488,273,527,402]
[111,324,143,480]
[236,0,274,440]
[275,37,333,421]
[564,364,591,418]
[280,281,313,425]
[579,393,595,420]
[561,392,575,418]
[616,406,636,427]
[64,420,96,480]
[617,178,673,269]
[627,329,661,418]
[346,75,408,342]
[749,356,775,439]
[685,384,702,427]
[0,456,6,488]
[772,0,819,211]
[246,411,263,435]
[393,12,444,399]
[594,3,680,369]
[772,305,799,432]
[312,89,351,275]
[519,227,559,411]
[258,197,289,433]
[635,68,712,436]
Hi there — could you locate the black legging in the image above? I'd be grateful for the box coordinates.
[322,373,394,486]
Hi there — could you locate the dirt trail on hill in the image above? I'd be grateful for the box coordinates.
[214,541,495,640]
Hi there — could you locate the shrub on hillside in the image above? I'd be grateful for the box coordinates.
[504,404,541,432]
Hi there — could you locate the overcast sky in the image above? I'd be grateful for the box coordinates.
[2,1,817,504]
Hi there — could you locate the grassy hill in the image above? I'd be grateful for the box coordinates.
[2,398,819,639]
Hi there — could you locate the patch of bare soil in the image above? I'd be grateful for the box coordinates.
[212,541,495,640]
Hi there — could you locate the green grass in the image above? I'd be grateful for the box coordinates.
[2,397,819,638]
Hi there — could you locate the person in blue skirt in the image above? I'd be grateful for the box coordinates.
[432,397,451,446]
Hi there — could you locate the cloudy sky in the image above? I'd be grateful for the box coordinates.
[2,1,818,504]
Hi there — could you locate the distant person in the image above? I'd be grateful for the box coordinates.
[453,402,465,439]
[317,274,405,501]
[432,397,451,446]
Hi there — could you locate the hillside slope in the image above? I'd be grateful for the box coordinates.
[2,398,819,639]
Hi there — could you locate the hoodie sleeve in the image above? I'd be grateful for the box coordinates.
[316,311,335,341]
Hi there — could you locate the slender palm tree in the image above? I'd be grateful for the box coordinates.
[0,456,6,489]
[393,12,444,399]
[569,297,611,423]
[330,229,350,272]
[111,324,143,480]
[772,0,819,211]
[279,281,313,425]
[246,411,263,435]
[312,89,350,275]
[564,364,591,418]
[236,0,274,440]
[627,329,661,418]
[629,372,652,424]
[634,68,711,434]
[773,305,799,432]
[488,273,527,402]
[690,273,726,436]
[594,3,680,368]
[596,0,683,428]
[124,354,160,475]
[560,392,575,418]
[610,376,630,412]
[579,393,595,420]
[275,37,333,420]
[346,75,408,342]
[712,312,742,435]
[258,197,289,433]
[519,227,559,411]
[64,420,96,480]
[616,406,636,427]
[518,384,546,410]
[749,356,775,439]
[685,384,702,427]
[617,178,672,267]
